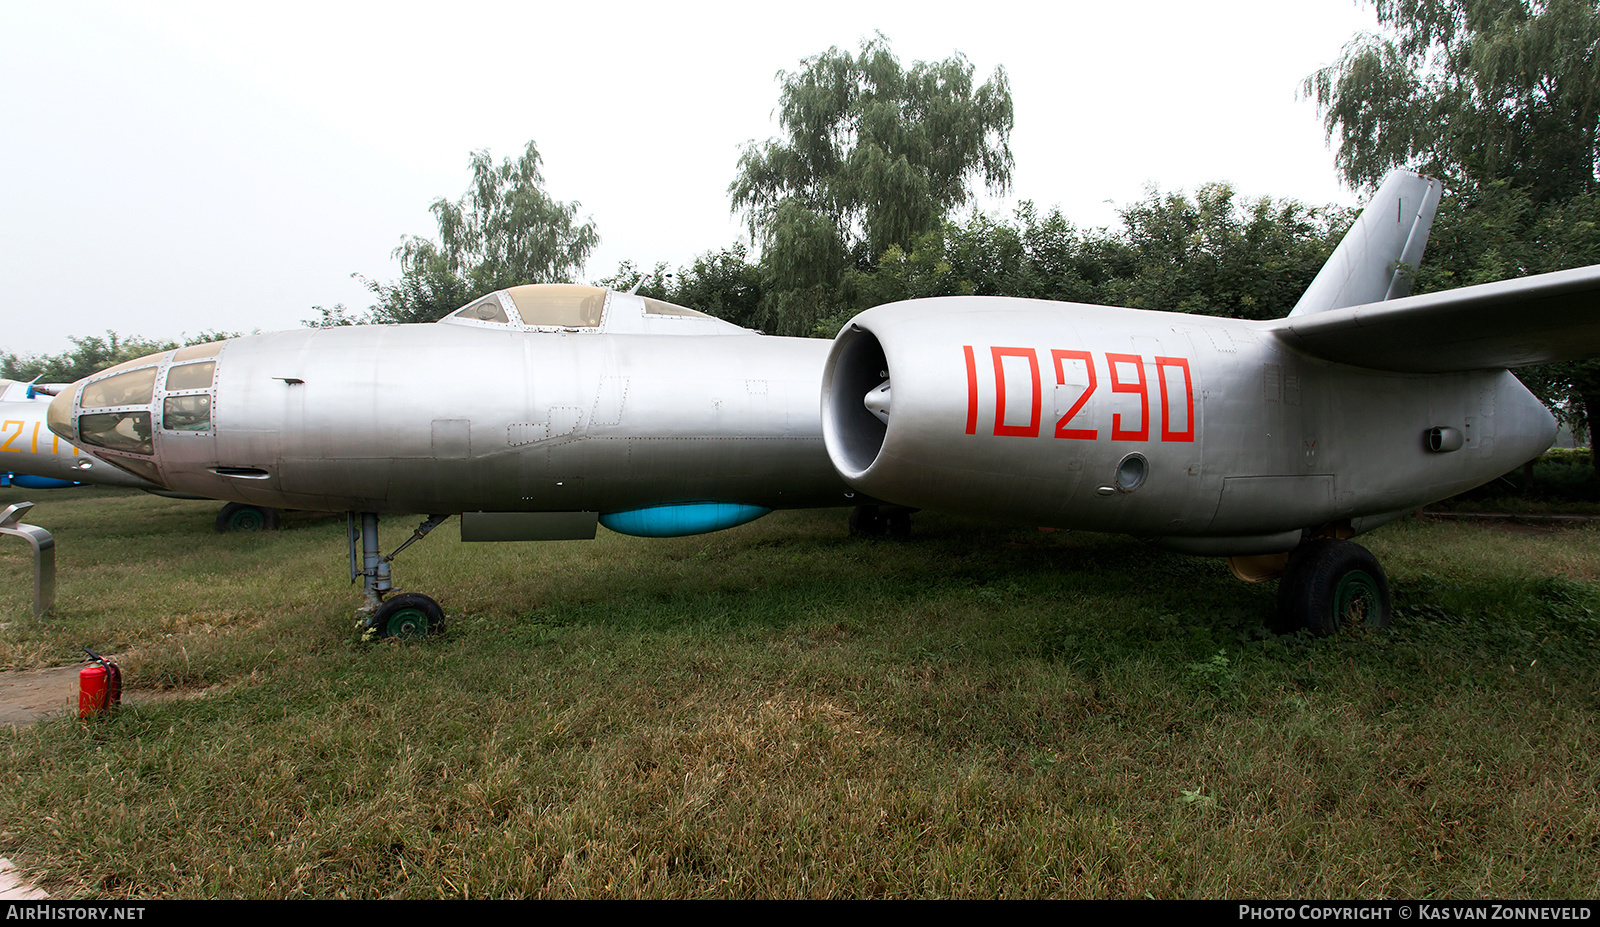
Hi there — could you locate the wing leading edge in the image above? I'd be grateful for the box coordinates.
[1269,263,1600,373]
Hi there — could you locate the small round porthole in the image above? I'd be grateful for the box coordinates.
[1115,453,1148,493]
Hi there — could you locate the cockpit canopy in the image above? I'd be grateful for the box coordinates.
[438,284,747,336]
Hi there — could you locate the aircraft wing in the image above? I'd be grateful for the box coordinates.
[1269,263,1600,373]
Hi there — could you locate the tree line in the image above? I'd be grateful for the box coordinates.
[606,187,1351,338]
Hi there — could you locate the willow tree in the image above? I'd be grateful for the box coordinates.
[730,35,1014,335]
[1304,0,1600,201]
[367,140,599,324]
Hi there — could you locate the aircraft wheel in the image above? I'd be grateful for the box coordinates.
[1274,539,1391,637]
[371,592,445,639]
[848,505,886,538]
[215,502,280,532]
[885,508,913,538]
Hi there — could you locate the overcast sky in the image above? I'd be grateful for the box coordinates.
[0,0,1381,356]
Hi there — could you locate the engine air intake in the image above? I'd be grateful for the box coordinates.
[822,325,890,479]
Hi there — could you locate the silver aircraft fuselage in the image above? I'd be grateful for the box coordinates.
[46,287,851,522]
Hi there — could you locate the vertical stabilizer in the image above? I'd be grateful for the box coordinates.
[1287,171,1443,318]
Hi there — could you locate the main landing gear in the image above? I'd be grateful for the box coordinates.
[848,504,916,538]
[214,502,280,532]
[1270,539,1393,637]
[349,512,451,640]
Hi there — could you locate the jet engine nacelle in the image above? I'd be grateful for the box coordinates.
[822,297,1555,555]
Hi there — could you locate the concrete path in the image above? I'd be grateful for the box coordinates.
[0,858,46,899]
[0,663,82,728]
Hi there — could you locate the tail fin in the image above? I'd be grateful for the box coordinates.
[1287,171,1443,318]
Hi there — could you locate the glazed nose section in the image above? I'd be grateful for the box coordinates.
[59,363,160,455]
[44,343,223,486]
[45,356,163,483]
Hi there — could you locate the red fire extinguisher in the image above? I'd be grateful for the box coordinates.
[78,648,121,719]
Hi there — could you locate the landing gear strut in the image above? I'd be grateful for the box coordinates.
[1273,539,1392,636]
[349,512,450,640]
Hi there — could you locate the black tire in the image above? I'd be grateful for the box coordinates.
[885,508,913,538]
[215,503,280,532]
[848,505,886,538]
[1274,539,1392,637]
[370,592,445,639]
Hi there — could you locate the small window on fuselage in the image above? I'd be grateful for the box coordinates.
[162,395,211,432]
[642,297,713,319]
[166,361,215,391]
[453,296,509,324]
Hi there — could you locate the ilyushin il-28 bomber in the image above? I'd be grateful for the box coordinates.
[42,170,1600,639]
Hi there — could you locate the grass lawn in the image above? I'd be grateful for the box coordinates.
[0,484,1596,898]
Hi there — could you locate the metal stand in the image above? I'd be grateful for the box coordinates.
[0,503,54,619]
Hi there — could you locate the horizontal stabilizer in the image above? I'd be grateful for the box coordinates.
[1271,264,1600,372]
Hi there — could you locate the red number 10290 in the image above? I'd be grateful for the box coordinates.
[962,345,1195,443]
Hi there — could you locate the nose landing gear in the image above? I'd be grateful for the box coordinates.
[349,512,451,640]
[370,592,446,639]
